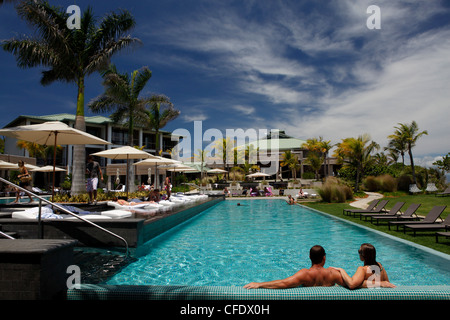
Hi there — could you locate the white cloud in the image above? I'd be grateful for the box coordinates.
[274,29,450,159]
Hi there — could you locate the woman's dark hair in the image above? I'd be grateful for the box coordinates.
[309,245,326,264]
[359,243,378,266]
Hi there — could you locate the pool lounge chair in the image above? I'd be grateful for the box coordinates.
[403,213,450,236]
[360,201,405,221]
[343,199,379,215]
[344,200,389,218]
[435,231,450,242]
[436,186,450,197]
[370,203,421,225]
[388,205,446,231]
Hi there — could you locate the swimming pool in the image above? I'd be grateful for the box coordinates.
[106,199,450,287]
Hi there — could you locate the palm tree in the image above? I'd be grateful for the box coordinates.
[89,65,152,147]
[388,121,428,184]
[280,150,300,180]
[89,64,155,192]
[385,136,408,165]
[302,138,326,180]
[143,95,180,155]
[2,0,140,194]
[334,134,379,192]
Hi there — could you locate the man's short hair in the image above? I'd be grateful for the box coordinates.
[309,245,326,264]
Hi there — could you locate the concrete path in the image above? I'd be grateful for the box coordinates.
[349,192,383,209]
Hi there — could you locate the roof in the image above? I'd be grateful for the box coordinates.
[241,131,306,151]
[3,113,172,134]
[4,113,111,127]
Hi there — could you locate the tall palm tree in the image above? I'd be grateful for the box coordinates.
[89,65,152,147]
[334,134,379,192]
[143,95,180,156]
[280,150,300,180]
[2,0,140,194]
[89,65,154,192]
[388,121,428,184]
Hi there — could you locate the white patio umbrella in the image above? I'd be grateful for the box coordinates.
[208,168,228,173]
[246,172,271,178]
[134,156,180,189]
[0,160,19,169]
[91,146,158,198]
[0,121,110,200]
[31,165,66,172]
[31,165,66,192]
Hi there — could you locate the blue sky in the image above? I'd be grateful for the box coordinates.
[1,0,449,166]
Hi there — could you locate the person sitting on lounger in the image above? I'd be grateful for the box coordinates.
[147,189,161,202]
[116,199,156,206]
[244,245,344,289]
[331,243,396,289]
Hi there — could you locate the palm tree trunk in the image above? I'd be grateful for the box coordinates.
[408,146,417,184]
[71,78,86,195]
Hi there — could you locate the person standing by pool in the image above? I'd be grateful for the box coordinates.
[13,160,34,203]
[331,243,396,289]
[244,245,345,289]
[86,155,103,205]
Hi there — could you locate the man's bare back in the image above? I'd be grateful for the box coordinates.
[244,245,344,289]
[244,265,344,289]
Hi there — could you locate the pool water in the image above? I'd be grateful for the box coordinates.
[106,199,450,287]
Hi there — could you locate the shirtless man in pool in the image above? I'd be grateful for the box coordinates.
[244,245,344,289]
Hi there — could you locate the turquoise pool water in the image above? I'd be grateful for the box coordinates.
[107,199,450,287]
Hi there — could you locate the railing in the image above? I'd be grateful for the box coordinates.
[0,177,129,257]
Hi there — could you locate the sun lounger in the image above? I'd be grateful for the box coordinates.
[435,231,450,242]
[403,214,450,236]
[344,200,388,218]
[371,203,421,225]
[388,205,446,231]
[360,202,405,221]
[436,186,450,197]
[343,199,379,215]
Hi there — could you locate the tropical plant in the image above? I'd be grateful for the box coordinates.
[89,64,153,147]
[302,137,333,179]
[280,150,300,180]
[388,121,428,184]
[2,0,140,194]
[16,140,62,164]
[143,95,180,155]
[333,134,379,192]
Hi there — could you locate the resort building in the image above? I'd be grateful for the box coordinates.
[2,113,179,187]
[242,130,340,181]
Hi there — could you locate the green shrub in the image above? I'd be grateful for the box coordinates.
[317,177,353,203]
[363,174,397,192]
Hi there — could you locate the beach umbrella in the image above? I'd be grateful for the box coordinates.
[0,121,110,200]
[0,160,19,169]
[31,165,66,172]
[246,172,271,178]
[91,146,157,198]
[31,165,66,191]
[208,168,228,173]
[134,156,180,189]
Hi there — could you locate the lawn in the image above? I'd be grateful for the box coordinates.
[303,193,450,255]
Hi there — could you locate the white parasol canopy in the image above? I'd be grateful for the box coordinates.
[91,146,158,197]
[31,165,66,172]
[0,121,110,200]
[134,156,180,189]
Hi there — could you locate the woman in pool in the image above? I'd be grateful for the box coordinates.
[332,243,396,289]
